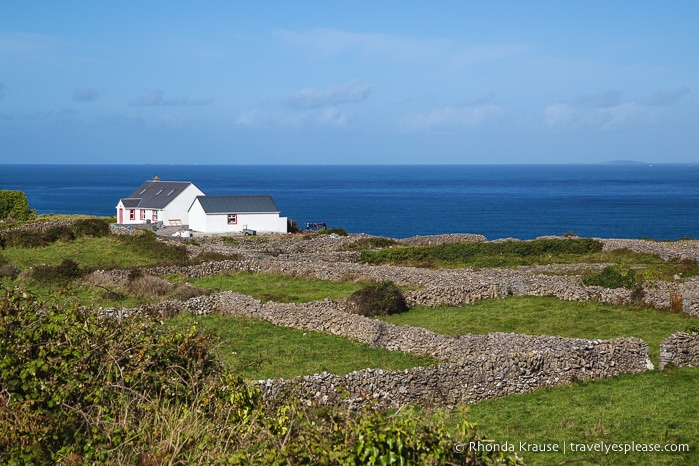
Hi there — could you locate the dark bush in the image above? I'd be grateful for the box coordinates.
[72,218,110,237]
[43,225,75,243]
[0,264,19,280]
[581,266,644,289]
[31,259,87,284]
[345,280,409,317]
[1,230,46,248]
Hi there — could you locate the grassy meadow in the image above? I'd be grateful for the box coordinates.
[1,219,698,464]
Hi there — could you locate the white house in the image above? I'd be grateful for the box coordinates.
[116,178,204,226]
[188,195,288,234]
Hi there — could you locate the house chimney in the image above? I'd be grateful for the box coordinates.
[153,176,160,181]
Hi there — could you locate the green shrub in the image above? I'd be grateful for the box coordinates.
[43,225,75,243]
[71,218,110,237]
[0,287,223,464]
[31,259,87,284]
[346,280,409,317]
[1,230,46,248]
[361,238,604,267]
[317,227,348,236]
[0,190,35,221]
[118,231,189,265]
[0,287,517,465]
[581,266,644,289]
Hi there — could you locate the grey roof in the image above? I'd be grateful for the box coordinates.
[120,198,141,208]
[119,180,195,209]
[193,195,280,214]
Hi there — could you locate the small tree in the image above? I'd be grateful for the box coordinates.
[0,190,35,221]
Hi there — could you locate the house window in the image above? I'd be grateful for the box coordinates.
[140,210,146,220]
[227,214,238,225]
[152,210,158,221]
[129,209,135,220]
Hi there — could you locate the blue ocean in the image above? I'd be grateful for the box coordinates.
[1,164,698,240]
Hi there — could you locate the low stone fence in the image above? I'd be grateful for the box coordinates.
[131,290,652,408]
[658,331,699,370]
[140,256,699,317]
[259,336,650,409]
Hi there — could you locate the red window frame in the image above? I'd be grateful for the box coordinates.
[129,209,135,220]
[227,213,238,225]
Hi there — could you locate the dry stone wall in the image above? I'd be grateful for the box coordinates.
[259,336,650,410]
[129,290,652,408]
[139,253,699,317]
[658,331,699,370]
[93,233,699,409]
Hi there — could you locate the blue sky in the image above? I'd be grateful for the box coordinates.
[1,1,697,164]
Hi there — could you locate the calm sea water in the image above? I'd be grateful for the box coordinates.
[1,164,698,240]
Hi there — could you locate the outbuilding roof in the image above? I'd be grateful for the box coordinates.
[192,195,280,214]
[119,180,196,209]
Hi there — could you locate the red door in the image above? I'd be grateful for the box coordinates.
[118,209,123,223]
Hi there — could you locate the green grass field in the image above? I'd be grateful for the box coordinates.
[174,270,369,303]
[2,225,698,464]
[169,312,436,380]
[463,366,699,465]
[383,296,692,363]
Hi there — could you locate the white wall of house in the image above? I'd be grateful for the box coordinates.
[116,203,161,226]
[159,184,204,225]
[115,184,204,226]
[188,201,288,234]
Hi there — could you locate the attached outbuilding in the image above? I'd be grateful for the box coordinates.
[188,195,288,234]
[116,178,204,226]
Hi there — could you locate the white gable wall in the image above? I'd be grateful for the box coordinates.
[116,200,154,226]
[116,184,204,226]
[160,184,204,225]
[188,200,287,234]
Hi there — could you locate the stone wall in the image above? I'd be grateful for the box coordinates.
[130,290,652,408]
[139,254,699,317]
[259,336,650,409]
[658,331,699,370]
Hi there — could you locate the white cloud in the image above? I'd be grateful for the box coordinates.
[543,101,657,131]
[399,104,504,133]
[130,90,213,107]
[235,107,350,129]
[284,80,373,109]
